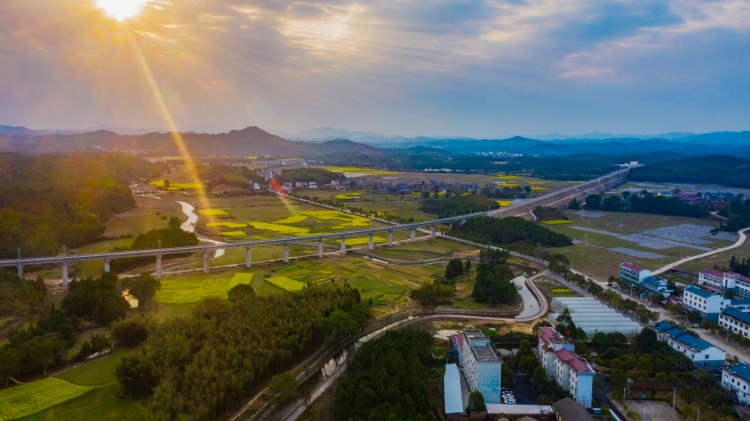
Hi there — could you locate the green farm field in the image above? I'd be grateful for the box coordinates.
[155,271,255,304]
[0,378,92,420]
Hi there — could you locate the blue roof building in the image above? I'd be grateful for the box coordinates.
[719,307,750,340]
[654,320,726,368]
[722,363,750,404]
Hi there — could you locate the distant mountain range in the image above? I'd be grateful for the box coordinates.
[1,124,749,159]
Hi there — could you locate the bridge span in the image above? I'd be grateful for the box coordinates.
[0,169,629,286]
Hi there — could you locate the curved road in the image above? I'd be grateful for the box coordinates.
[273,271,549,421]
[653,226,750,276]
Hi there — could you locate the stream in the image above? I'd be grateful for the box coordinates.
[176,200,227,259]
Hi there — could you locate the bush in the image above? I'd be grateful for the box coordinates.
[111,318,150,347]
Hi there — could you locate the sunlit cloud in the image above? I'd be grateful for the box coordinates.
[0,0,747,136]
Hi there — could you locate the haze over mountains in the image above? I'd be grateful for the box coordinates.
[1,124,749,159]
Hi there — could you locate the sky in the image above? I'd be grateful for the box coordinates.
[0,0,749,138]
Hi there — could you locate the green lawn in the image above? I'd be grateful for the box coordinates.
[0,378,92,420]
[55,349,131,387]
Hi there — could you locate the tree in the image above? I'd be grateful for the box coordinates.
[585,194,602,210]
[125,273,161,309]
[611,370,626,399]
[568,198,581,210]
[532,365,547,386]
[227,283,255,302]
[635,328,658,354]
[445,258,465,280]
[111,318,150,347]
[468,390,486,412]
[322,310,359,345]
[116,355,159,398]
[464,259,471,273]
[269,371,299,405]
[163,179,170,190]
[0,347,19,387]
[636,355,653,372]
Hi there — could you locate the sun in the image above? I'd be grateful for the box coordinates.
[95,0,149,21]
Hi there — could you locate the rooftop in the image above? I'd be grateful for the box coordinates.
[685,285,717,299]
[554,348,592,373]
[553,397,594,421]
[701,269,726,278]
[725,363,750,383]
[673,332,714,352]
[444,364,464,414]
[472,344,501,363]
[723,307,750,325]
[620,262,640,271]
[464,329,486,340]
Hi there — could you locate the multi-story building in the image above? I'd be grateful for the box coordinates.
[642,276,671,297]
[619,263,670,297]
[619,262,650,286]
[683,285,750,321]
[537,327,594,408]
[654,321,726,368]
[450,329,503,404]
[719,307,750,339]
[699,269,750,299]
[721,363,750,404]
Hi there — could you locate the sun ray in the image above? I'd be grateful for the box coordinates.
[125,30,216,225]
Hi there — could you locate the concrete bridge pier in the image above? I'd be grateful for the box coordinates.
[203,251,210,273]
[340,237,347,254]
[156,254,162,279]
[62,261,69,288]
[104,258,111,273]
[410,229,416,241]
[387,231,393,245]
[368,234,375,250]
[245,247,252,268]
[17,265,23,278]
[430,225,436,238]
[317,240,324,258]
[284,242,290,264]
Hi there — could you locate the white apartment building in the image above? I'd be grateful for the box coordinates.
[450,329,503,404]
[719,307,750,339]
[537,327,594,408]
[721,364,750,405]
[683,285,750,321]
[699,269,750,299]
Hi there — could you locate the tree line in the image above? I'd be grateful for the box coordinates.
[472,249,518,305]
[0,152,162,258]
[580,191,708,219]
[451,216,572,248]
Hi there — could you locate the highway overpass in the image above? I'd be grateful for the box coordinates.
[0,168,630,286]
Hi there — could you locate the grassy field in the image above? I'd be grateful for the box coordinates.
[0,378,92,420]
[55,349,131,387]
[155,271,255,304]
[546,210,726,280]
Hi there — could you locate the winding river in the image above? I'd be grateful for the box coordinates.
[176,200,227,259]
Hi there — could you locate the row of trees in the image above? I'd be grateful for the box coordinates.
[331,329,437,420]
[581,191,708,219]
[419,194,499,218]
[445,258,470,280]
[116,286,370,419]
[452,216,572,248]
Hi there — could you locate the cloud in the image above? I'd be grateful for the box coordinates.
[0,0,747,136]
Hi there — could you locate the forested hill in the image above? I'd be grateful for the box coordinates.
[0,153,162,258]
[629,155,750,188]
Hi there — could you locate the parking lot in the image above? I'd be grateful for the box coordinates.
[507,372,537,405]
